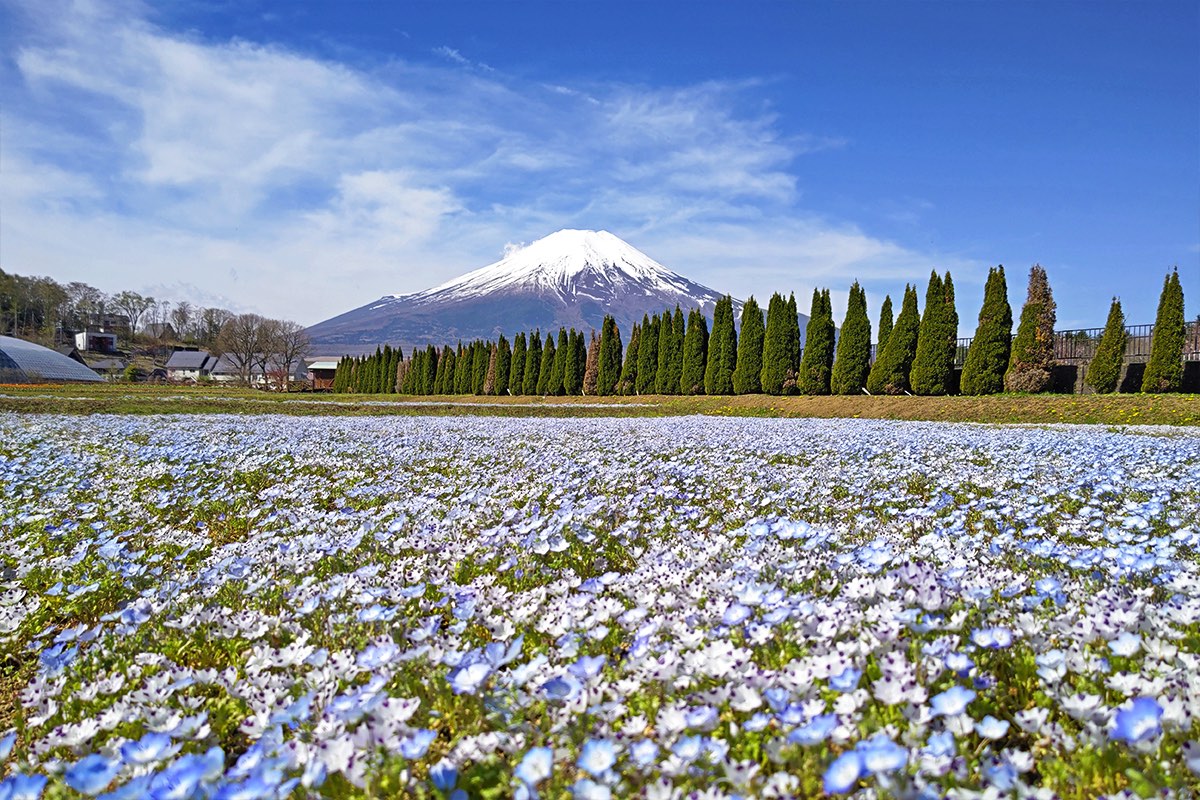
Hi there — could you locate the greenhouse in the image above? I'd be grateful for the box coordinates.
[0,335,103,383]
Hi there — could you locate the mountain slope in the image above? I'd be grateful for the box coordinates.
[307,230,743,351]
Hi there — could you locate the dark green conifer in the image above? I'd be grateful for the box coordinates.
[760,293,789,395]
[705,295,737,394]
[732,296,764,394]
[422,345,437,394]
[876,295,894,361]
[523,331,543,395]
[867,284,920,394]
[562,330,581,395]
[1005,265,1056,393]
[620,323,640,395]
[535,333,556,395]
[798,288,836,395]
[547,328,568,395]
[911,270,958,395]
[831,281,872,395]
[432,346,447,393]
[472,341,489,395]
[960,266,1012,395]
[598,315,623,395]
[680,308,709,394]
[1142,269,1186,393]
[509,333,526,395]
[1086,298,1127,394]
[636,314,659,395]
[455,343,471,394]
[655,310,676,394]
[785,293,802,388]
[495,335,512,395]
[583,330,600,395]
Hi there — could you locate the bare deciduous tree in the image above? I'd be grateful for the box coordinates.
[216,313,269,386]
[270,320,312,391]
[111,291,154,335]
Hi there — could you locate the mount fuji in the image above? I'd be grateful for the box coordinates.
[307,230,741,351]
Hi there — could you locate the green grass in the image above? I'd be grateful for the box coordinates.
[1,383,1198,425]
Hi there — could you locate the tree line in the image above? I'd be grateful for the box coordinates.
[333,265,1190,397]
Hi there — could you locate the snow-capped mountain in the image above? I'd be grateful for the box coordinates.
[307,230,740,351]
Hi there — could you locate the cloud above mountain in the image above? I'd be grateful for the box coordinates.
[2,0,972,325]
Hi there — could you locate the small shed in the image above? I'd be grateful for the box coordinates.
[307,359,340,391]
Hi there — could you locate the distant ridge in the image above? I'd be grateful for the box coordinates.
[307,229,743,350]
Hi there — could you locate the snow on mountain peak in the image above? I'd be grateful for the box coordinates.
[404,229,700,303]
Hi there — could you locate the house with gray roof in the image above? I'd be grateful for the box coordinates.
[165,350,215,382]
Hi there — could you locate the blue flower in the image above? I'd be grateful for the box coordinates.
[0,731,15,762]
[571,779,611,800]
[449,662,491,695]
[65,754,120,796]
[568,655,606,681]
[515,747,554,785]
[971,626,1012,649]
[823,751,864,794]
[542,674,582,702]
[1111,697,1164,744]
[829,668,862,693]
[38,643,78,676]
[97,775,151,800]
[577,739,616,776]
[787,714,838,746]
[120,732,175,766]
[856,735,908,773]
[628,739,659,768]
[0,774,48,800]
[399,729,437,759]
[924,730,956,758]
[930,685,976,717]
[944,652,974,675]
[429,759,457,791]
[722,603,752,625]
[975,715,1010,740]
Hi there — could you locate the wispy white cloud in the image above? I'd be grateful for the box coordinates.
[1,0,979,327]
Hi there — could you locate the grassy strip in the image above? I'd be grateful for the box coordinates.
[0,384,1197,425]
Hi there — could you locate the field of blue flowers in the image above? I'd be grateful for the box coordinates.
[1,413,1198,799]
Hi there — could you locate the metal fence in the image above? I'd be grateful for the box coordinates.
[952,321,1200,367]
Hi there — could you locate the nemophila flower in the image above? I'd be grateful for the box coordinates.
[542,674,583,702]
[120,731,176,765]
[569,655,607,680]
[356,640,400,670]
[671,735,703,762]
[97,775,151,800]
[0,773,48,800]
[429,759,457,792]
[944,652,973,676]
[571,779,611,800]
[829,667,862,693]
[1111,697,1164,744]
[65,754,120,796]
[971,627,1013,649]
[450,662,491,695]
[931,686,976,717]
[399,729,437,759]
[1108,631,1142,657]
[857,734,908,774]
[722,603,752,625]
[38,642,77,676]
[975,715,1010,740]
[823,751,864,794]
[0,730,14,762]
[628,740,659,769]
[515,747,554,786]
[577,738,617,776]
[787,714,838,746]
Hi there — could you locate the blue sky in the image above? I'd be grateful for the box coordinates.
[2,0,1196,333]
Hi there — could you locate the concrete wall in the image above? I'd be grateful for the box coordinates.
[950,358,1199,394]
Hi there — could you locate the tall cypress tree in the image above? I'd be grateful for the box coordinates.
[496,335,512,395]
[1086,297,1127,394]
[1142,268,1186,393]
[876,295,894,363]
[438,347,455,394]
[911,270,958,395]
[960,266,1013,396]
[620,323,640,395]
[680,308,709,394]
[1005,265,1057,393]
[509,333,526,396]
[432,346,448,394]
[732,296,764,394]
[562,330,582,395]
[635,314,658,395]
[831,281,872,395]
[583,330,600,395]
[522,331,542,395]
[798,288,836,395]
[455,343,471,394]
[472,342,490,395]
[760,293,789,395]
[547,328,568,395]
[786,293,802,388]
[482,345,498,395]
[598,315,623,395]
[423,345,438,394]
[536,333,556,395]
[867,284,920,394]
[705,295,737,394]
[573,329,587,393]
[655,310,674,394]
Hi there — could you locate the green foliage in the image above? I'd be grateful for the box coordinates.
[1142,269,1186,393]
[877,295,893,357]
[831,281,872,395]
[495,336,512,395]
[960,266,1013,396]
[1086,297,1127,394]
[536,334,556,395]
[583,330,600,395]
[548,328,569,396]
[1005,264,1057,393]
[572,328,587,393]
[509,332,526,396]
[910,270,958,395]
[598,315,623,395]
[732,296,764,394]
[656,308,684,395]
[422,345,437,394]
[562,329,582,396]
[759,293,790,395]
[704,295,737,395]
[786,292,802,381]
[867,284,920,394]
[456,343,472,394]
[522,331,542,395]
[797,288,835,395]
[471,341,489,395]
[635,314,658,395]
[619,323,640,395]
[680,308,709,394]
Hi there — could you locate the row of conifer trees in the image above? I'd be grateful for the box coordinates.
[330,265,1189,396]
